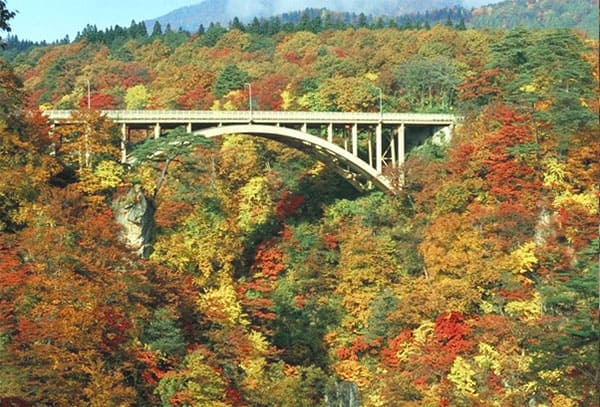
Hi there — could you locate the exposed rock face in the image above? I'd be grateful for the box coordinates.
[326,380,360,407]
[113,185,155,258]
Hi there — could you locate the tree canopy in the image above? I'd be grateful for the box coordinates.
[0,19,598,406]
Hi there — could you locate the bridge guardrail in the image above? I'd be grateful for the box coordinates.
[45,110,459,125]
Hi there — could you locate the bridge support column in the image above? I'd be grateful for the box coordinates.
[154,123,161,139]
[327,123,333,143]
[397,123,405,166]
[398,123,405,185]
[376,123,382,173]
[187,122,192,133]
[368,135,373,168]
[391,132,396,166]
[301,123,307,133]
[352,124,358,157]
[121,123,128,164]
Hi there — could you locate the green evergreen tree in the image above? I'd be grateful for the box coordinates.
[199,22,227,47]
[230,16,245,31]
[142,307,187,356]
[213,64,250,99]
[357,12,368,28]
[534,240,599,403]
[151,21,162,37]
[526,29,596,140]
[129,127,212,198]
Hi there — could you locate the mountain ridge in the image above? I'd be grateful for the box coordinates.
[143,0,480,32]
[143,0,597,37]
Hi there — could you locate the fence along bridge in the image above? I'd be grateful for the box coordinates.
[45,110,459,192]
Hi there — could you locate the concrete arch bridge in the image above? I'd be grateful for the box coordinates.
[46,110,459,193]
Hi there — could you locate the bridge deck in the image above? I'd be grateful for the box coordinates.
[45,109,460,193]
[45,110,457,126]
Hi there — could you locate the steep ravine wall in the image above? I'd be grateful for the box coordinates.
[113,185,155,258]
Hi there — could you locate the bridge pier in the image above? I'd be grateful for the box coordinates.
[327,123,333,143]
[376,123,382,173]
[391,132,396,166]
[187,122,192,133]
[352,124,358,157]
[121,123,128,164]
[154,123,161,139]
[397,124,405,166]
[368,135,373,168]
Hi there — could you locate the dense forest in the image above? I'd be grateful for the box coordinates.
[0,1,598,405]
[469,0,598,35]
[2,0,597,58]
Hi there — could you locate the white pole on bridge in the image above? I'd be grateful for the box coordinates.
[245,82,253,122]
[376,87,383,118]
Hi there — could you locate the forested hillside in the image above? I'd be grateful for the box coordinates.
[0,6,598,406]
[469,0,598,37]
[143,0,597,40]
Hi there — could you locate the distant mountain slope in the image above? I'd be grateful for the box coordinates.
[145,0,227,32]
[144,0,473,32]
[469,0,598,36]
[144,0,597,37]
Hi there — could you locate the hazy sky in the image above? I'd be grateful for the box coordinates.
[7,0,497,43]
[9,0,197,42]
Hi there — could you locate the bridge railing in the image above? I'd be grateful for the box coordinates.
[45,110,459,125]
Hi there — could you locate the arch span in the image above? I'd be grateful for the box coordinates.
[195,124,394,192]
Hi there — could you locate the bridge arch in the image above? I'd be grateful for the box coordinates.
[45,109,459,193]
[194,124,394,192]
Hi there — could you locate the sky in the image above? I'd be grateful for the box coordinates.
[7,0,496,43]
[8,0,197,43]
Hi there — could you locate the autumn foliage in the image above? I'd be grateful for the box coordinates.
[0,17,597,407]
